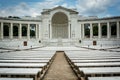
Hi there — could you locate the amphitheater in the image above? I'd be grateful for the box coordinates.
[0,6,120,80]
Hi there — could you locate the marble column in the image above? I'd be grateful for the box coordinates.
[35,24,38,39]
[82,24,85,39]
[107,22,110,39]
[10,23,13,39]
[117,21,120,38]
[90,23,93,39]
[98,23,101,39]
[0,22,3,39]
[27,24,30,40]
[19,23,22,39]
[37,24,40,39]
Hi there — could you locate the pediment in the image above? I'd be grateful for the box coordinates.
[41,6,78,15]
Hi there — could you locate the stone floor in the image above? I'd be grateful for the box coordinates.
[43,51,78,80]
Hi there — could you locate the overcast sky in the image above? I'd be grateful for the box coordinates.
[0,0,120,17]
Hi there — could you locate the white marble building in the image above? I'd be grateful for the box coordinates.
[0,6,120,48]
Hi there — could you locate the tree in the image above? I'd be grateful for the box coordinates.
[93,25,98,36]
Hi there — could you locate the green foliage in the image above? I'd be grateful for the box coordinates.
[93,25,98,36]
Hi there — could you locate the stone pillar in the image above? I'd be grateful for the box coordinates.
[19,23,22,39]
[90,23,93,39]
[38,24,41,39]
[0,22,3,39]
[98,23,101,39]
[10,23,13,39]
[27,24,30,40]
[37,24,40,39]
[68,21,71,39]
[35,24,38,39]
[82,24,85,39]
[107,22,110,39]
[117,21,120,38]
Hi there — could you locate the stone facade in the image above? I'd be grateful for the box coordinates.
[0,6,120,48]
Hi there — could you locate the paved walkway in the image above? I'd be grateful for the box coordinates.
[43,51,78,80]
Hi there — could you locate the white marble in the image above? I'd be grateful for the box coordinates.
[0,78,33,80]
[72,59,120,63]
[0,68,42,75]
[89,77,120,80]
[0,59,49,63]
[79,67,120,74]
[75,62,120,67]
[0,63,46,67]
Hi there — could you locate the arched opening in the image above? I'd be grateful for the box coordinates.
[13,26,18,37]
[30,24,36,38]
[110,22,117,38]
[52,12,68,39]
[101,23,107,38]
[84,23,90,38]
[3,23,10,38]
[22,25,27,37]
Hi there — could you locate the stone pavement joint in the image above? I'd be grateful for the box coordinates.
[43,51,79,80]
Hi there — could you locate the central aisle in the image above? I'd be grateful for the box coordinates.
[43,51,78,80]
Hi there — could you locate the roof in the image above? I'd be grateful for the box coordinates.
[78,16,120,22]
[0,17,41,22]
[41,6,78,14]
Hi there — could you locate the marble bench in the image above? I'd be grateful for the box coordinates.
[79,67,120,77]
[0,78,33,80]
[0,63,47,68]
[75,62,120,67]
[0,68,42,80]
[88,77,120,80]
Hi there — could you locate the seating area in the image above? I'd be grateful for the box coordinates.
[65,49,120,80]
[0,50,56,80]
[0,46,120,80]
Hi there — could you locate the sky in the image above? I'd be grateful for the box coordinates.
[0,0,120,18]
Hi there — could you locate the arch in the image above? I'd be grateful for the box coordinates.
[22,24,27,36]
[13,25,18,37]
[84,23,90,38]
[3,23,10,37]
[30,24,36,38]
[52,12,68,39]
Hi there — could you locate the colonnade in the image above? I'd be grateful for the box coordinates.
[0,22,39,40]
[81,21,120,39]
